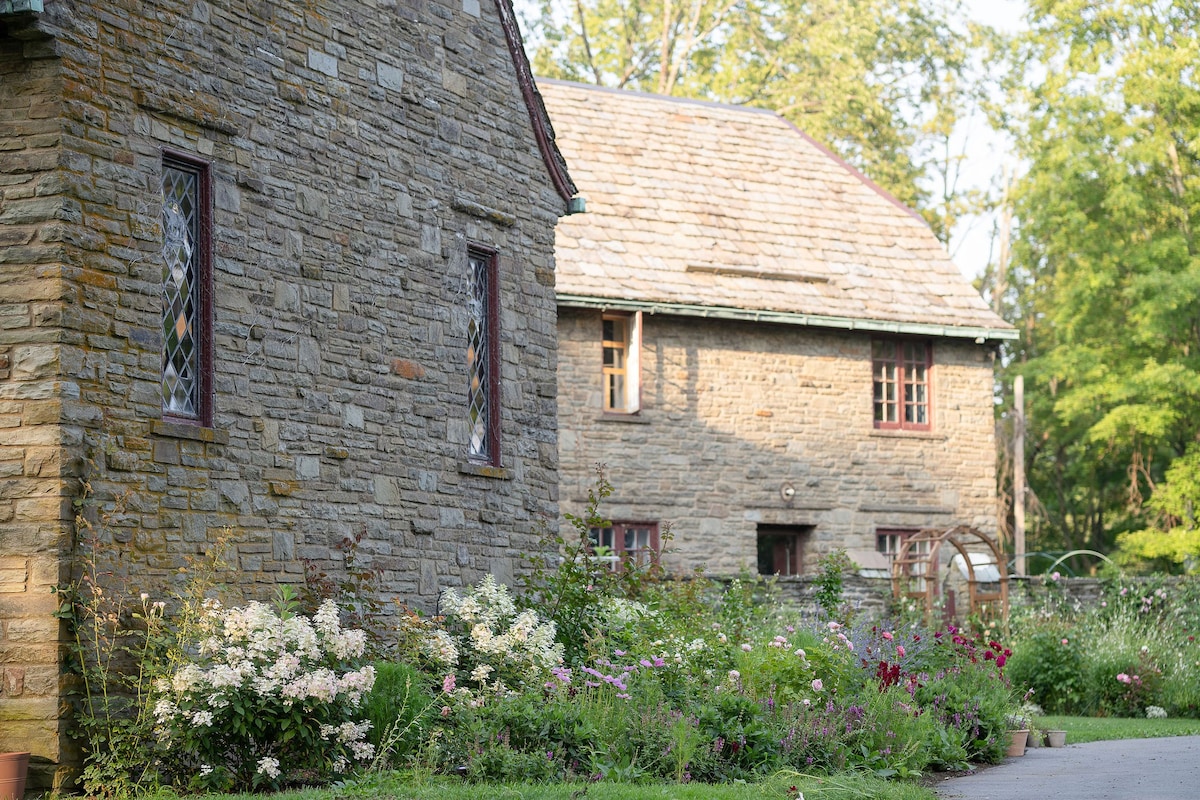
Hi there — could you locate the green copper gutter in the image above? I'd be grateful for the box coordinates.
[0,1,44,13]
[556,294,1020,343]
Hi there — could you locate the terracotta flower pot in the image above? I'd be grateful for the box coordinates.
[1045,730,1067,748]
[0,752,29,800]
[1005,729,1029,757]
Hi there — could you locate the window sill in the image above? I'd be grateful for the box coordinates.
[596,412,651,424]
[460,461,511,480]
[870,428,945,442]
[151,419,229,444]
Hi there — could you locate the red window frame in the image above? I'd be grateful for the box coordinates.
[588,522,660,570]
[872,338,932,431]
[466,245,501,465]
[160,151,214,427]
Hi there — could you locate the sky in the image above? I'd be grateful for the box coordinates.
[950,0,1028,280]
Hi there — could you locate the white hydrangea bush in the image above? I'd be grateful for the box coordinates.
[432,574,564,697]
[153,598,376,791]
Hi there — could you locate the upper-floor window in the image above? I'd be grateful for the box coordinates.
[602,311,641,413]
[467,246,500,464]
[589,522,659,570]
[161,154,212,425]
[872,339,931,430]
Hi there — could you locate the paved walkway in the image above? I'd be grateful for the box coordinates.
[934,736,1200,800]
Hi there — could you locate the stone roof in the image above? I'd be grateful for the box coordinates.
[540,80,1014,337]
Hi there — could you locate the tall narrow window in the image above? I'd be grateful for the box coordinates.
[601,311,641,413]
[872,339,931,430]
[467,246,500,464]
[161,155,212,425]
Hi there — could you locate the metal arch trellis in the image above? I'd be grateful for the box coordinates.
[891,525,1009,625]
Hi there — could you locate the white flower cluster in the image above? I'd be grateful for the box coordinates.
[600,597,651,628]
[155,598,376,778]
[436,574,563,692]
[1146,705,1168,719]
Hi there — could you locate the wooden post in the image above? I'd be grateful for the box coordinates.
[1014,375,1026,576]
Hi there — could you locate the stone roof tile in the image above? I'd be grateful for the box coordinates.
[542,80,1012,332]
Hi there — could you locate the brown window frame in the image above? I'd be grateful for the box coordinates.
[756,525,812,577]
[466,245,501,466]
[872,338,932,431]
[588,522,660,570]
[160,151,214,428]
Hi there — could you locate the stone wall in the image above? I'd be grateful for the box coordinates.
[558,309,1000,576]
[0,17,73,782]
[2,0,563,785]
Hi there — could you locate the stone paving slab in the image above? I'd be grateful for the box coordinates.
[934,736,1200,800]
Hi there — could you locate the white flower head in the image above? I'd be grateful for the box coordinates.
[256,756,281,779]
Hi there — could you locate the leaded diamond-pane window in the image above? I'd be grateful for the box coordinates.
[162,165,200,417]
[467,247,498,463]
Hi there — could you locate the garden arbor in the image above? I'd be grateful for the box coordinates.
[891,525,1009,624]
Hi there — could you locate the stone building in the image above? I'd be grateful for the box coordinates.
[542,81,1016,579]
[1,0,575,785]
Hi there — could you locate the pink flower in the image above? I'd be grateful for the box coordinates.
[896,645,906,658]
[741,643,753,652]
[442,674,456,693]
[882,631,894,640]
[1051,571,1061,581]
[1061,638,1069,646]
[1116,673,1131,684]
[811,678,824,692]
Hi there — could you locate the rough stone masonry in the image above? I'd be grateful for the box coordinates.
[0,0,569,786]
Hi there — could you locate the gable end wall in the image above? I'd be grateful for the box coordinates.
[1,0,562,785]
[558,309,999,574]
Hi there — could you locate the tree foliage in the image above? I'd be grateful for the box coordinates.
[529,0,994,241]
[1000,0,1200,563]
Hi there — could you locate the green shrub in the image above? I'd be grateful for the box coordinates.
[1006,626,1086,714]
[362,661,436,767]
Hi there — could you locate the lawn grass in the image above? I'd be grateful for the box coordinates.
[1039,715,1200,744]
[158,770,938,800]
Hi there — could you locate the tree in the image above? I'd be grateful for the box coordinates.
[530,0,994,242]
[1000,0,1200,562]
[1116,444,1200,573]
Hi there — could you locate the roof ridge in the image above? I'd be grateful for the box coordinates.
[536,77,780,117]
[538,78,931,228]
